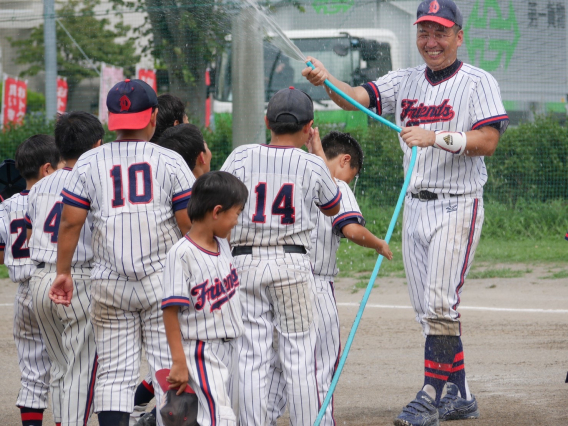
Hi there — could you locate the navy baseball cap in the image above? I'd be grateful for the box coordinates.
[415,0,463,28]
[155,369,198,426]
[106,79,158,131]
[266,87,314,124]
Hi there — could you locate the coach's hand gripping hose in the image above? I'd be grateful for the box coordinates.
[306,61,418,426]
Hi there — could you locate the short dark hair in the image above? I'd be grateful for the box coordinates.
[151,94,186,143]
[15,134,60,180]
[267,120,311,135]
[157,124,206,170]
[55,111,104,161]
[187,171,248,222]
[321,131,364,172]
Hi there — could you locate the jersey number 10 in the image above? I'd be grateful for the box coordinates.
[110,163,154,207]
[252,182,295,225]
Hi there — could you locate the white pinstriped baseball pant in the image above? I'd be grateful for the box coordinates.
[30,264,97,426]
[13,279,53,413]
[90,271,170,426]
[233,247,319,426]
[403,195,484,336]
[266,274,341,426]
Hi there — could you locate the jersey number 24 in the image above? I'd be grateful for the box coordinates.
[252,182,295,225]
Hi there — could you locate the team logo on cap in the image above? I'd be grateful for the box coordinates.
[119,95,131,112]
[429,0,440,13]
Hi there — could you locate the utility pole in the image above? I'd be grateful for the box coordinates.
[232,2,266,147]
[43,0,57,120]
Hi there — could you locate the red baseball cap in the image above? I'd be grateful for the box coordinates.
[106,79,158,131]
[155,369,198,426]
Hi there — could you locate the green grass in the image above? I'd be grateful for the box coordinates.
[540,270,568,279]
[336,237,566,279]
[0,264,9,279]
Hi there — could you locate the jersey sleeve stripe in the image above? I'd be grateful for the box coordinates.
[61,189,90,209]
[0,243,5,251]
[172,189,192,211]
[565,230,568,241]
[320,188,342,210]
[332,211,365,228]
[24,214,32,228]
[161,296,191,308]
[471,114,509,130]
[361,82,381,115]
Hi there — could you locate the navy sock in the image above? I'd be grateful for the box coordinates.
[97,411,130,426]
[134,379,155,406]
[424,335,460,405]
[447,337,468,399]
[20,407,44,426]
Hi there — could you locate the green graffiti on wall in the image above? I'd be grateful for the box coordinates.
[464,0,520,71]
[312,0,354,15]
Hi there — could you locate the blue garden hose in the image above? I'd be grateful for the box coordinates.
[306,61,418,426]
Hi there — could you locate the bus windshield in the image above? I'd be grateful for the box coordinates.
[215,36,392,103]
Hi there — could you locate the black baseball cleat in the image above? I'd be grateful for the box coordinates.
[438,383,480,421]
[394,390,440,426]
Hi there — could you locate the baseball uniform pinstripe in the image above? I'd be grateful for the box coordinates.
[27,167,97,426]
[161,236,243,426]
[0,192,54,416]
[362,61,508,335]
[267,180,365,425]
[61,140,194,421]
[221,144,340,426]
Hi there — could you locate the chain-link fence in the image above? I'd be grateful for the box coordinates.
[1,0,567,207]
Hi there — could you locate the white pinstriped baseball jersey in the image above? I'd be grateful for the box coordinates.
[311,179,365,278]
[161,236,244,341]
[0,191,36,282]
[61,140,195,281]
[221,144,341,249]
[362,60,509,196]
[26,167,93,267]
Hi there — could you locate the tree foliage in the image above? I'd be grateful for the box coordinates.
[10,0,140,95]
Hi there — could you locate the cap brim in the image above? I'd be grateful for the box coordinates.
[107,107,152,131]
[414,16,455,27]
[155,369,196,394]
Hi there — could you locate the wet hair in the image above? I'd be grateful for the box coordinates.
[151,94,186,143]
[156,124,206,170]
[187,171,248,223]
[14,134,60,180]
[267,120,311,135]
[321,131,364,172]
[55,111,104,160]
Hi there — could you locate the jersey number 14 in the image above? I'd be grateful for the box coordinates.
[252,182,295,225]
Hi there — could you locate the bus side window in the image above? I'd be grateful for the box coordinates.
[353,40,392,85]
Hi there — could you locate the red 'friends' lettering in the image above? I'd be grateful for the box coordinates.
[191,266,240,312]
[400,99,455,126]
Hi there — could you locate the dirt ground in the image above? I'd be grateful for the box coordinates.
[0,264,566,425]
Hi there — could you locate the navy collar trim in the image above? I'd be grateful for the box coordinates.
[20,190,30,195]
[262,144,295,149]
[185,235,220,256]
[425,60,462,86]
[63,167,73,171]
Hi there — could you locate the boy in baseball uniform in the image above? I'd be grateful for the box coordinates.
[48,79,195,426]
[0,135,60,426]
[221,87,341,425]
[267,131,393,425]
[162,171,248,426]
[26,112,103,426]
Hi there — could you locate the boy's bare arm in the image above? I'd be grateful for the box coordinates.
[163,306,190,395]
[341,223,393,260]
[175,209,192,236]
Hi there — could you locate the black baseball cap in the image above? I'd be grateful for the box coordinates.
[155,369,198,426]
[415,0,463,28]
[266,87,314,124]
[106,79,158,131]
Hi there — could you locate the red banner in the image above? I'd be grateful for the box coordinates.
[137,67,157,92]
[56,77,68,114]
[1,77,27,127]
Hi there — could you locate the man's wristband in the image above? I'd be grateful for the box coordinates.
[433,131,466,155]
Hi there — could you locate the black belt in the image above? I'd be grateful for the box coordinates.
[411,190,460,201]
[232,245,306,256]
[36,262,45,268]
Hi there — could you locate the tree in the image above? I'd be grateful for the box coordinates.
[111,0,229,125]
[10,0,140,99]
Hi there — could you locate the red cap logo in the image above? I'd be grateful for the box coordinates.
[429,0,440,13]
[119,95,131,112]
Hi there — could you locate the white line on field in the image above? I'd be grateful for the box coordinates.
[336,303,568,314]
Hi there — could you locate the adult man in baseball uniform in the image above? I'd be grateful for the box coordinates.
[49,79,195,426]
[221,87,341,426]
[302,1,509,425]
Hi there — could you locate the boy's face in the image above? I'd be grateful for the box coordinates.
[213,204,244,239]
